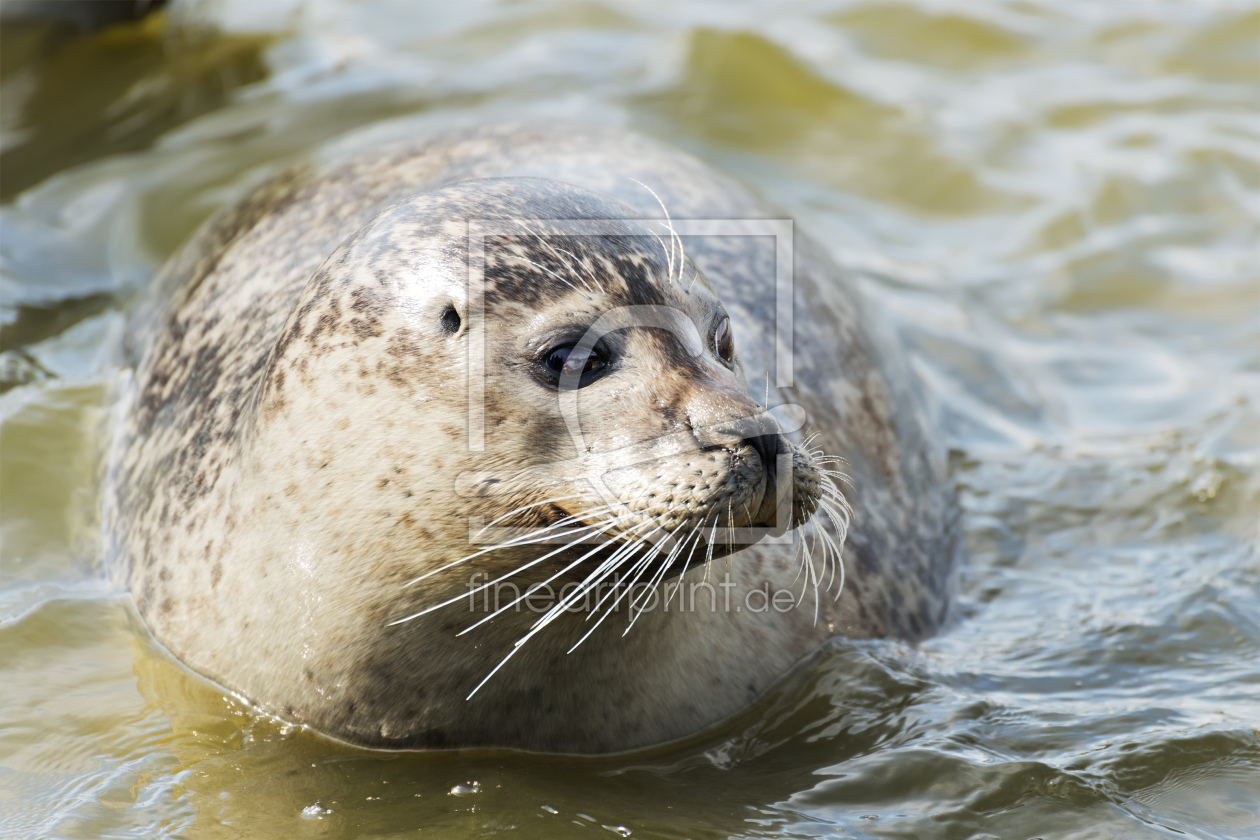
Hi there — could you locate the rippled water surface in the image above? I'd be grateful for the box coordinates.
[2,1,1257,837]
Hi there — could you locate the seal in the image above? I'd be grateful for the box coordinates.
[105,124,958,753]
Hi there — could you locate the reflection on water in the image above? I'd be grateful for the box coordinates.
[1,1,1256,838]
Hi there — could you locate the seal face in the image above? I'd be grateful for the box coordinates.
[106,125,958,752]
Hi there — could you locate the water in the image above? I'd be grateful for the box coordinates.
[1,1,1257,837]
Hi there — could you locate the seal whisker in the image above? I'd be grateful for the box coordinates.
[807,447,850,464]
[677,522,708,598]
[518,499,671,641]
[631,529,698,627]
[522,523,662,648]
[475,524,660,679]
[805,528,824,625]
[565,514,682,644]
[818,520,841,604]
[811,496,851,601]
[653,519,707,614]
[401,518,606,589]
[701,511,721,583]
[819,484,855,518]
[816,468,856,488]
[404,507,633,607]
[458,517,654,637]
[510,220,597,293]
[822,518,839,593]
[629,178,682,284]
[574,538,664,647]
[813,499,849,600]
[579,524,668,625]
[466,527,660,702]
[473,494,589,538]
[461,519,663,698]
[813,459,852,470]
[682,509,720,591]
[784,443,852,606]
[537,514,662,619]
[403,500,632,589]
[390,517,630,626]
[550,246,605,293]
[621,536,679,626]
[519,256,586,295]
[628,518,703,628]
[818,489,848,523]
[795,527,815,606]
[788,528,809,589]
[644,228,672,281]
[471,502,627,546]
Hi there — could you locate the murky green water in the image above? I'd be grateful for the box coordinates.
[2,1,1257,837]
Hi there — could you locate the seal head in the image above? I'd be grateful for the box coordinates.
[252,178,824,584]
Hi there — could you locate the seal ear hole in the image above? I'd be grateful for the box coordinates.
[439,305,462,337]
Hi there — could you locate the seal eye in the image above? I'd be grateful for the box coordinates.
[713,317,734,364]
[545,344,606,382]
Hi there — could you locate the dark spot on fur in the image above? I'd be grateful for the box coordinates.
[351,318,382,340]
[385,332,419,359]
[310,312,338,343]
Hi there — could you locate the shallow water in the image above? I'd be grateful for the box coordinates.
[1,1,1257,837]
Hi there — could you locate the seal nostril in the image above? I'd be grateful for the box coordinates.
[747,435,780,472]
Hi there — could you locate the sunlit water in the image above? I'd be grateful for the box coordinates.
[1,1,1257,837]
